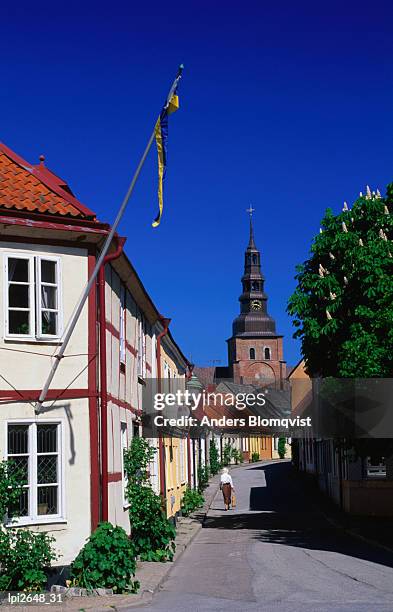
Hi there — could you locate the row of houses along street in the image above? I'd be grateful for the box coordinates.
[1,141,393,612]
[0,141,290,568]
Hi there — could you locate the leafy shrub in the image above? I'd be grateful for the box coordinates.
[251,452,260,463]
[0,529,56,591]
[70,522,138,593]
[181,487,204,516]
[197,465,210,492]
[222,442,233,466]
[124,437,176,562]
[209,440,221,475]
[278,437,287,459]
[0,459,25,523]
[232,449,244,464]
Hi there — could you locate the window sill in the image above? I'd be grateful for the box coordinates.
[4,338,62,345]
[6,517,67,527]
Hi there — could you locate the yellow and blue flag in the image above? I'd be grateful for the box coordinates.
[152,88,180,228]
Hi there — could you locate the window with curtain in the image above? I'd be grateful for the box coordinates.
[7,422,62,524]
[4,254,62,340]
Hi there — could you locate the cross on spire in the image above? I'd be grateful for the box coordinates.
[246,205,256,249]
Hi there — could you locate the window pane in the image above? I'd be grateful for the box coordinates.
[8,258,28,282]
[37,424,58,453]
[37,486,58,515]
[9,284,29,308]
[9,310,30,335]
[41,260,56,284]
[41,312,57,335]
[41,285,57,309]
[37,456,57,484]
[8,425,29,454]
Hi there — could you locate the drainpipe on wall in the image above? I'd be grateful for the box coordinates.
[156,315,171,499]
[98,236,126,522]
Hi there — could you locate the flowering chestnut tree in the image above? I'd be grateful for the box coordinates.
[288,185,393,378]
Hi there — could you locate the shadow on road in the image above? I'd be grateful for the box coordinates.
[203,462,393,569]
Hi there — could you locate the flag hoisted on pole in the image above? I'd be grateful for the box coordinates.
[152,70,182,227]
[35,64,184,413]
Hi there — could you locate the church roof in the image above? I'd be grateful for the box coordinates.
[0,142,96,220]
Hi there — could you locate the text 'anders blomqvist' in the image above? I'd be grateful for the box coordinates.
[153,415,312,428]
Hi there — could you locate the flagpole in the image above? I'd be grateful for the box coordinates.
[35,64,184,413]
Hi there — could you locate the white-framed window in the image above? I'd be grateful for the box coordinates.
[137,314,146,378]
[176,440,181,485]
[6,421,64,524]
[119,285,126,366]
[366,456,386,478]
[120,422,128,506]
[4,253,62,340]
[179,438,186,483]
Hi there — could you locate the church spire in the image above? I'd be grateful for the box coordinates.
[246,205,256,249]
[231,211,277,337]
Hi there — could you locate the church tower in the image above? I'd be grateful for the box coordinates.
[227,210,286,387]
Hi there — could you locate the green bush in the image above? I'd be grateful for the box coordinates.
[0,529,56,591]
[181,487,204,517]
[70,522,138,593]
[251,452,260,463]
[197,465,210,492]
[232,449,244,464]
[222,442,233,466]
[278,437,287,459]
[124,437,176,562]
[209,440,221,475]
[0,459,26,523]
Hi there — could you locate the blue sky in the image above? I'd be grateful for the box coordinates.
[1,1,393,367]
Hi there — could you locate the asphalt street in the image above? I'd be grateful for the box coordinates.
[130,461,393,612]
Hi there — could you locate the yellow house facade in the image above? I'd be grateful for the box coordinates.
[158,324,190,519]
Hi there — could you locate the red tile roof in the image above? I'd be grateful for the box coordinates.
[0,142,96,220]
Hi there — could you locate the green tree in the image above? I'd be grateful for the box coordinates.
[197,465,210,492]
[123,437,176,562]
[222,442,233,466]
[277,437,287,459]
[288,185,393,377]
[209,440,221,475]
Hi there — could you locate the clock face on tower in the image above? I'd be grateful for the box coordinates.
[251,299,262,311]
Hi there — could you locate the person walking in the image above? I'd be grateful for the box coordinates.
[220,467,234,511]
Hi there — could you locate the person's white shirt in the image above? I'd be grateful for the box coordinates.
[220,473,233,487]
